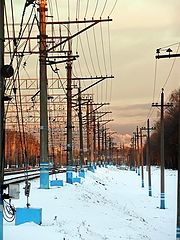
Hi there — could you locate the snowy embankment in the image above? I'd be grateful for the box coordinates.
[4,166,177,240]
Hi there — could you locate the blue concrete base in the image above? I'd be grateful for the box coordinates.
[130,167,135,171]
[50,180,63,187]
[0,203,3,240]
[66,171,73,184]
[149,186,152,196]
[79,169,85,178]
[160,193,165,209]
[15,208,42,225]
[40,162,49,189]
[72,177,81,183]
[87,166,95,172]
[176,226,180,239]
[141,180,144,188]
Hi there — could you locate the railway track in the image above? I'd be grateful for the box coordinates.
[3,166,72,185]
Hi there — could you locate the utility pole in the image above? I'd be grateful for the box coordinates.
[0,1,5,238]
[101,126,105,166]
[136,126,140,176]
[86,101,90,165]
[139,128,144,188]
[142,119,155,196]
[133,132,137,172]
[108,136,112,164]
[177,89,180,240]
[104,129,108,165]
[156,48,180,234]
[93,115,96,164]
[78,86,84,166]
[147,119,151,196]
[141,119,155,197]
[152,88,172,208]
[97,121,101,166]
[39,0,49,189]
[130,136,135,170]
[90,101,94,166]
[66,31,73,181]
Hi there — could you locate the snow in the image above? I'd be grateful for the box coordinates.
[4,166,177,240]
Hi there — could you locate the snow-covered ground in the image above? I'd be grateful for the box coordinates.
[4,166,177,240]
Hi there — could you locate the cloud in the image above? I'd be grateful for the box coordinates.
[107,103,150,135]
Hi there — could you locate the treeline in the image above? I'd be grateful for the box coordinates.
[4,130,40,168]
[4,129,66,168]
[146,89,179,170]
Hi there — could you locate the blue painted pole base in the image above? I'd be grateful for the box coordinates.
[148,186,152,196]
[0,203,3,240]
[50,180,63,187]
[176,226,180,239]
[72,177,81,183]
[66,171,73,184]
[141,180,144,188]
[15,208,42,225]
[79,169,85,178]
[160,193,165,209]
[40,162,49,189]
[138,168,140,176]
[87,166,95,172]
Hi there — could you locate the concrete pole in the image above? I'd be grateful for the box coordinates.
[78,87,84,166]
[66,37,73,183]
[93,115,96,164]
[86,101,90,165]
[101,126,104,165]
[147,119,152,196]
[140,128,144,187]
[39,0,49,189]
[136,126,140,176]
[134,133,137,172]
[97,121,101,166]
[66,41,73,171]
[177,89,180,239]
[0,1,5,238]
[90,102,94,165]
[160,89,165,209]
[104,129,107,165]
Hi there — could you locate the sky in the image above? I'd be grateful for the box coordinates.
[109,1,180,143]
[4,166,177,239]
[5,0,180,146]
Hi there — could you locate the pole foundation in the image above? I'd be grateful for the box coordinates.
[15,208,42,225]
[40,162,49,189]
[176,226,180,239]
[148,186,152,197]
[160,192,165,209]
[0,201,3,240]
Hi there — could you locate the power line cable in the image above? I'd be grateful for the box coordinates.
[108,0,118,17]
[162,43,180,89]
[93,26,102,75]
[100,0,108,18]
[92,0,99,19]
[100,22,107,75]
[84,0,90,19]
